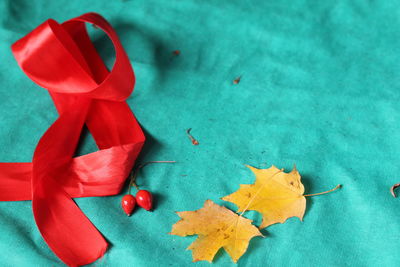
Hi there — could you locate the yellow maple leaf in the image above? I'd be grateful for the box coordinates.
[170,200,262,263]
[222,165,306,229]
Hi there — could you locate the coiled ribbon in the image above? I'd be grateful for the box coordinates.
[0,13,145,266]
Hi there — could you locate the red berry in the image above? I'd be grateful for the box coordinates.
[121,194,136,216]
[136,190,153,211]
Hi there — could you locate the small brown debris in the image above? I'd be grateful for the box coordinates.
[233,76,241,84]
[186,128,199,145]
[172,50,181,56]
[391,183,400,197]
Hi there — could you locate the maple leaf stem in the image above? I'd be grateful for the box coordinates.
[128,161,176,194]
[304,184,341,197]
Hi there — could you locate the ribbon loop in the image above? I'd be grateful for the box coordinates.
[0,13,145,266]
[12,13,134,101]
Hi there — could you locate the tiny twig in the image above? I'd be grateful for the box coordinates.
[233,76,241,84]
[186,128,199,145]
[391,183,400,198]
[304,184,341,197]
[128,161,176,194]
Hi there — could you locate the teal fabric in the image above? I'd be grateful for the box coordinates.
[0,0,399,266]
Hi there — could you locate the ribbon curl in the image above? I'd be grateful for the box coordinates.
[0,13,145,266]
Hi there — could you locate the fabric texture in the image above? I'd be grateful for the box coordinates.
[0,0,399,266]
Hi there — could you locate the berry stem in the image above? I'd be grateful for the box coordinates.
[304,184,341,197]
[128,161,176,194]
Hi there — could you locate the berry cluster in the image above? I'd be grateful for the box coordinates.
[121,161,175,216]
[122,190,152,216]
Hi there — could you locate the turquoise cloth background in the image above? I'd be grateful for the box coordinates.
[0,0,399,266]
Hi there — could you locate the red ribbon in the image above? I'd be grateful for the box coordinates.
[0,13,145,266]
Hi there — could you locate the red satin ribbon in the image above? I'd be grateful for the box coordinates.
[0,13,145,266]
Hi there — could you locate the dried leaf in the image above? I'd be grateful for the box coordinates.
[222,165,306,229]
[170,200,262,263]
